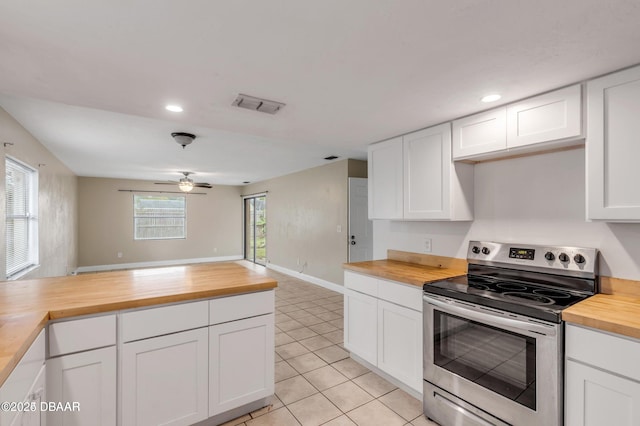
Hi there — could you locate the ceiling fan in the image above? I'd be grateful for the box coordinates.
[155,172,212,192]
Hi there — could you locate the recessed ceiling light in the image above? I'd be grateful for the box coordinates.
[481,94,501,103]
[165,104,183,112]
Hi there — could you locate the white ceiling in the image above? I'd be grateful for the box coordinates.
[1,0,640,185]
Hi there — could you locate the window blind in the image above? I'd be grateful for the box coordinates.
[6,158,38,277]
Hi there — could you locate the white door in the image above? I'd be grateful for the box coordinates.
[377,300,423,393]
[209,314,275,416]
[348,177,373,262]
[121,328,209,426]
[47,346,116,426]
[565,360,640,426]
[344,289,378,365]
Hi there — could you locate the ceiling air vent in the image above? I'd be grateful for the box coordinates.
[232,94,285,114]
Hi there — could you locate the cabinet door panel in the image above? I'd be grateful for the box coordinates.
[403,124,451,219]
[122,328,208,426]
[368,137,403,219]
[377,300,422,393]
[452,108,506,159]
[507,85,582,148]
[344,289,377,365]
[209,314,274,416]
[47,346,116,426]
[566,360,640,426]
[587,65,640,220]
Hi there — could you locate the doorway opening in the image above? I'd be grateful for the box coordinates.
[244,194,266,265]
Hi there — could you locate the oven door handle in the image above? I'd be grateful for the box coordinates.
[425,296,557,337]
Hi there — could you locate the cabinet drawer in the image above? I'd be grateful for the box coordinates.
[122,300,208,342]
[210,290,274,325]
[377,279,422,312]
[49,314,116,356]
[566,324,640,381]
[344,271,378,297]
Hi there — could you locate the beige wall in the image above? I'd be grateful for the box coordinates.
[77,177,242,267]
[243,159,366,285]
[0,107,78,279]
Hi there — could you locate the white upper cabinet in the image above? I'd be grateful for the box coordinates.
[404,123,473,220]
[369,124,473,221]
[452,108,507,159]
[586,65,640,221]
[507,84,582,148]
[453,85,583,161]
[368,137,403,219]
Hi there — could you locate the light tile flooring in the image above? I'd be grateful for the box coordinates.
[223,266,437,426]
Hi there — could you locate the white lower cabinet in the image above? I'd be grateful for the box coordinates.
[121,328,209,426]
[47,346,116,426]
[344,289,378,366]
[565,360,640,426]
[344,271,423,394]
[377,300,422,392]
[209,314,275,416]
[0,330,45,426]
[565,324,640,425]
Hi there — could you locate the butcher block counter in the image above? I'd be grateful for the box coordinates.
[343,250,467,287]
[0,262,277,387]
[563,276,640,340]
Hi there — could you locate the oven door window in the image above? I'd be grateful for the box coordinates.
[434,311,536,410]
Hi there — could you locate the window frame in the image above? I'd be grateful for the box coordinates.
[5,156,39,279]
[133,194,187,241]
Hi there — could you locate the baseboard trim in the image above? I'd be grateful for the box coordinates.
[266,263,344,294]
[74,255,244,274]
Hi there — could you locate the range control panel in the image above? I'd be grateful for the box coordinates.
[467,241,598,276]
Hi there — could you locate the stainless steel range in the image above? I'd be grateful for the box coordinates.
[422,241,598,426]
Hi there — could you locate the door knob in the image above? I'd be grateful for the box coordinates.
[350,241,356,245]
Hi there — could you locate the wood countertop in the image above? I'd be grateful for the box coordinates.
[0,262,277,387]
[563,276,640,340]
[344,250,467,287]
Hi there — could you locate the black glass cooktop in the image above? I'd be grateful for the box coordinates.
[423,275,592,323]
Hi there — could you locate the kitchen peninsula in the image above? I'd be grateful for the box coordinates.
[0,262,277,426]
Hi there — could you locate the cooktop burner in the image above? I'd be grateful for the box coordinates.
[424,274,593,323]
[423,241,598,323]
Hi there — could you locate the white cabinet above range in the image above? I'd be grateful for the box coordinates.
[368,123,474,221]
[453,84,583,161]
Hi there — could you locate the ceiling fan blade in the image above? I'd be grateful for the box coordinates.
[194,183,212,188]
[154,181,180,185]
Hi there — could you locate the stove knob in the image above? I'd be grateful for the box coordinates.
[574,254,586,264]
[544,252,555,261]
[481,247,491,255]
[558,253,570,263]
[472,246,480,254]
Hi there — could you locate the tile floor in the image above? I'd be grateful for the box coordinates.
[223,266,438,426]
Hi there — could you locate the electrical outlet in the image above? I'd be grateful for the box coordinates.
[337,225,342,233]
[424,238,432,253]
[117,252,123,258]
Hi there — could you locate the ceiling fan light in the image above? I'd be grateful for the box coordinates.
[178,178,194,192]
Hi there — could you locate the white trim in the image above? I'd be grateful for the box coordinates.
[266,263,344,294]
[74,255,243,274]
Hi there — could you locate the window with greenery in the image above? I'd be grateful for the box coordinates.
[6,157,39,278]
[134,195,186,240]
